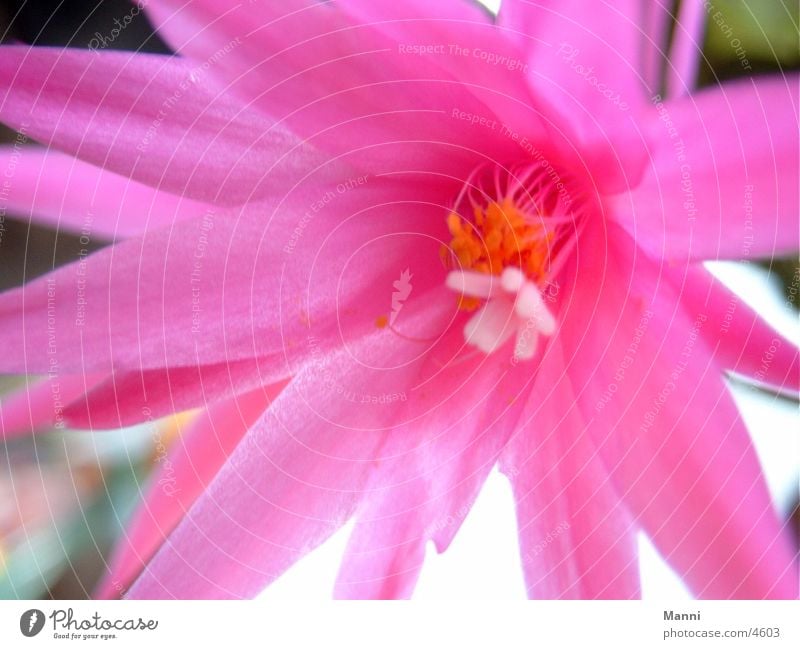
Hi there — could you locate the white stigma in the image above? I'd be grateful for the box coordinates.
[446,267,556,360]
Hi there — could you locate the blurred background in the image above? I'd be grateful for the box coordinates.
[0,0,797,599]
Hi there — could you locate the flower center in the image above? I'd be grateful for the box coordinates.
[441,162,577,360]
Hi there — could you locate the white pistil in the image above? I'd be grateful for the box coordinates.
[513,328,539,360]
[514,281,556,335]
[500,266,525,293]
[445,270,497,298]
[463,297,517,353]
[446,268,556,359]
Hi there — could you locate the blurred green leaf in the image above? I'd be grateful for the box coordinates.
[0,462,148,599]
[705,0,799,66]
[760,258,800,311]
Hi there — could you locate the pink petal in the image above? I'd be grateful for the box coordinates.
[96,383,285,599]
[0,146,210,238]
[337,0,491,24]
[642,1,674,96]
[499,339,640,599]
[337,0,645,193]
[497,0,651,192]
[335,506,425,599]
[499,0,645,105]
[62,359,279,429]
[126,298,455,599]
[0,177,446,376]
[611,75,800,261]
[666,0,706,97]
[671,265,799,397]
[0,46,313,205]
[143,0,532,184]
[561,220,799,598]
[334,0,553,141]
[334,328,533,598]
[0,373,104,438]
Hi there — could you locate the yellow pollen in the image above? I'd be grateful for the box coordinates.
[441,198,552,309]
[375,314,389,329]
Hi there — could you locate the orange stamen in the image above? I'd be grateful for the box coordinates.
[443,197,552,310]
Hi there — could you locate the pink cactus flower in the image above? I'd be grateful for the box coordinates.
[0,1,797,600]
